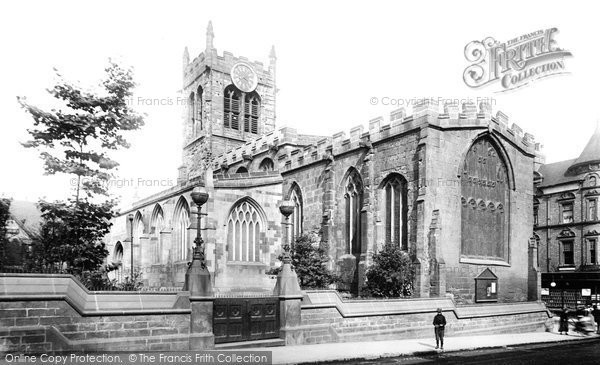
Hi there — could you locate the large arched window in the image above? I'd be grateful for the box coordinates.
[289,184,303,244]
[173,197,191,261]
[460,136,511,262]
[113,241,124,263]
[380,174,408,250]
[227,198,264,262]
[112,242,124,282]
[224,85,241,130]
[344,170,363,255]
[259,158,275,172]
[195,86,203,134]
[244,92,260,134]
[236,166,248,174]
[133,212,144,270]
[150,204,165,264]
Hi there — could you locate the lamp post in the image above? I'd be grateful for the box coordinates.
[127,213,134,279]
[184,186,213,296]
[278,200,295,263]
[273,200,302,296]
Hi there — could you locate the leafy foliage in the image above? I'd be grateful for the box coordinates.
[0,198,11,266]
[26,200,115,274]
[18,61,144,275]
[364,243,415,297]
[268,231,338,289]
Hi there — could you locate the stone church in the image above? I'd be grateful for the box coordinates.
[106,22,542,303]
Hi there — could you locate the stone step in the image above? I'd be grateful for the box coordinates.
[215,338,285,349]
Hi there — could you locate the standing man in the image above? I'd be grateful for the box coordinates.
[592,305,600,334]
[433,308,446,350]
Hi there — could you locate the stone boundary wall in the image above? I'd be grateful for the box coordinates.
[288,290,552,345]
[0,274,195,353]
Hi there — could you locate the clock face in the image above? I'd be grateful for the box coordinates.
[231,63,258,93]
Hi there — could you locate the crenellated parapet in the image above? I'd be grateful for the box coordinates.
[183,48,273,89]
[212,101,539,175]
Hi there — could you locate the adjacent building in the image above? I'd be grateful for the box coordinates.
[535,125,600,308]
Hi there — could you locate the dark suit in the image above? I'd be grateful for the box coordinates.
[433,313,446,348]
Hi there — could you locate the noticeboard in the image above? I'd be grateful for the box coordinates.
[475,268,498,302]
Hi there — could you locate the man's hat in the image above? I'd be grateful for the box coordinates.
[437,308,442,313]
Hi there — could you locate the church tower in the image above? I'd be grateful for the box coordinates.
[179,22,277,180]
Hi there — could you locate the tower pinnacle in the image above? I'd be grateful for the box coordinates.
[206,21,214,51]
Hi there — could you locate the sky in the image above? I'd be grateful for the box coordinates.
[0,0,598,207]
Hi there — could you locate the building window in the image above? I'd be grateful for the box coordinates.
[259,158,275,172]
[562,241,574,266]
[244,92,260,134]
[188,92,195,135]
[345,170,363,255]
[589,239,597,265]
[236,166,248,174]
[224,85,241,130]
[460,137,510,261]
[112,242,124,282]
[227,199,263,262]
[289,186,303,244]
[133,212,144,270]
[151,205,164,265]
[381,174,408,250]
[195,86,203,134]
[561,202,574,223]
[533,204,539,226]
[173,198,190,261]
[588,199,598,221]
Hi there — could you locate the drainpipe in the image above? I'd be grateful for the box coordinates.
[580,182,585,266]
[546,197,550,272]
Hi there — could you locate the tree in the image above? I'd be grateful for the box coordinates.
[18,61,144,276]
[364,243,415,297]
[268,231,338,289]
[0,198,11,267]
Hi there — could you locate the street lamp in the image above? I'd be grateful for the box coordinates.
[184,186,213,295]
[278,200,295,263]
[273,199,302,296]
[127,213,134,279]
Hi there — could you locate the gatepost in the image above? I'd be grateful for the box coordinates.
[185,186,216,349]
[275,200,304,344]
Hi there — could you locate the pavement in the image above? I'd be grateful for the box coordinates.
[246,330,599,364]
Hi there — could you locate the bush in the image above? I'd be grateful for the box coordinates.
[365,243,415,297]
[267,232,338,289]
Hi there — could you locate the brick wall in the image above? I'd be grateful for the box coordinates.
[290,291,551,345]
[0,301,190,353]
[0,275,198,353]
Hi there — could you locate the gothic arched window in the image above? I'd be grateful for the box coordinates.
[112,241,124,282]
[188,92,195,135]
[344,170,363,255]
[289,185,303,244]
[173,198,191,261]
[227,199,264,262]
[259,158,274,172]
[133,212,144,271]
[244,92,260,134]
[195,86,203,134]
[460,137,511,261]
[224,85,241,130]
[236,166,248,174]
[380,174,408,250]
[150,205,165,264]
